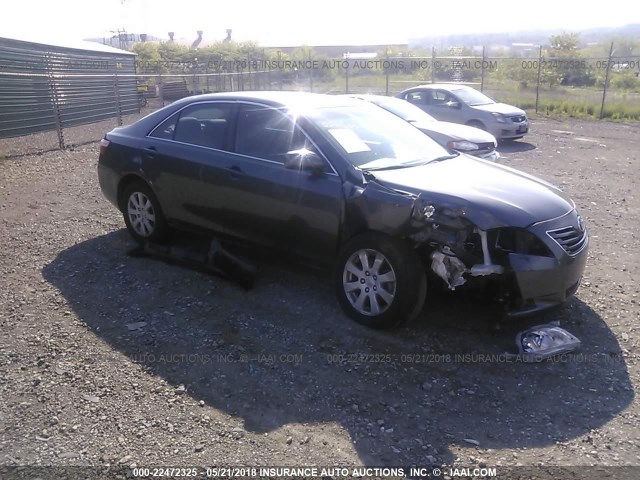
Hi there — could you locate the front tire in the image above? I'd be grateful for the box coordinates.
[335,233,427,329]
[121,182,169,244]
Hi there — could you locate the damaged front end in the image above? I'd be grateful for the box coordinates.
[345,178,588,316]
[412,197,588,315]
[406,196,510,295]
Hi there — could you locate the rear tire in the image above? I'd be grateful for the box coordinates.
[335,233,427,329]
[121,182,169,244]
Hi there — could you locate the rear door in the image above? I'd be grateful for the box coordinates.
[403,90,432,115]
[144,101,237,232]
[427,89,463,122]
[199,102,344,261]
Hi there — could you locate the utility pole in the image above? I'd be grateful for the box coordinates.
[600,42,614,120]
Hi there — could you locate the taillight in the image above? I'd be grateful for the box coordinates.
[99,138,110,155]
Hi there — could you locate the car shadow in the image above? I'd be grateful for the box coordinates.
[42,230,633,466]
[497,140,537,154]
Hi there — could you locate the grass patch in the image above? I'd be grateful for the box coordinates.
[524,99,640,121]
[485,85,640,121]
[285,74,640,121]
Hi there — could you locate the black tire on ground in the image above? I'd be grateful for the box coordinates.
[120,182,169,244]
[335,232,427,329]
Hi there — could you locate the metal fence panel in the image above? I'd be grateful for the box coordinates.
[0,38,137,142]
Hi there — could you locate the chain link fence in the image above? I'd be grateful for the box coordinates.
[131,46,640,121]
[2,42,639,156]
[0,37,139,150]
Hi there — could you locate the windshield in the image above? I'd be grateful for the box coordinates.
[370,97,437,123]
[452,88,496,106]
[307,103,450,170]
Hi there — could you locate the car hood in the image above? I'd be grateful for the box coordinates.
[471,102,526,116]
[371,155,573,229]
[412,120,496,144]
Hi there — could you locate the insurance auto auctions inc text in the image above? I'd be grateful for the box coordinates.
[199,466,497,478]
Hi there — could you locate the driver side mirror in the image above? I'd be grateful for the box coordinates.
[446,100,460,109]
[284,148,325,174]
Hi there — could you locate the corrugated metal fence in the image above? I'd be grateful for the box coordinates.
[0,37,138,148]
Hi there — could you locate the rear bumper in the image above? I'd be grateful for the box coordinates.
[97,161,121,209]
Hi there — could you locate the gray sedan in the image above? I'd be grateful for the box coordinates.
[396,84,529,140]
[98,92,586,329]
[346,94,499,161]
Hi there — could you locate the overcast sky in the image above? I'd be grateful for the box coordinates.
[1,0,639,46]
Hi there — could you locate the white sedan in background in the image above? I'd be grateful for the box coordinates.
[396,84,528,141]
[347,94,499,162]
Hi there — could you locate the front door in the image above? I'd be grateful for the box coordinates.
[200,103,344,261]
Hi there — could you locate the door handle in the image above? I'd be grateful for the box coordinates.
[226,165,243,179]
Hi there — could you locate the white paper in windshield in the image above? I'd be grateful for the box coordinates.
[328,128,371,154]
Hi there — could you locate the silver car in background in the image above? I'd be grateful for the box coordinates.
[347,94,499,161]
[396,84,529,141]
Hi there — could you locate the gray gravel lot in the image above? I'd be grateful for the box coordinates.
[1,112,639,475]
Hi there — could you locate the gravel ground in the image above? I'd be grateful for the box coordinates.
[1,112,639,476]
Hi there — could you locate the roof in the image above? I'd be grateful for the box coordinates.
[345,93,390,102]
[410,83,474,90]
[0,35,135,56]
[169,91,360,109]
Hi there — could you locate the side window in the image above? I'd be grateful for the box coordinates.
[173,103,234,149]
[432,90,455,106]
[149,115,177,140]
[235,104,317,163]
[406,91,426,105]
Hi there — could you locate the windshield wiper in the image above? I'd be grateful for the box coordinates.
[427,154,459,164]
[365,163,420,171]
[361,153,459,171]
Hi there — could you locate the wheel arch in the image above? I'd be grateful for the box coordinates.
[117,174,152,212]
[466,119,486,130]
[334,229,427,328]
[341,227,416,246]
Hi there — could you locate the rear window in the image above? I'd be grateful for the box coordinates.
[150,103,234,149]
[149,115,177,140]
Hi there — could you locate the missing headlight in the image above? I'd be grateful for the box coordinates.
[492,228,552,257]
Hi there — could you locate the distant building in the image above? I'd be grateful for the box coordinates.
[511,43,538,55]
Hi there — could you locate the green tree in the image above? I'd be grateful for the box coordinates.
[547,32,594,86]
[611,71,640,91]
[157,42,190,72]
[131,42,163,74]
[549,32,580,52]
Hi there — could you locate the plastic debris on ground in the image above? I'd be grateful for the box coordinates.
[127,239,256,290]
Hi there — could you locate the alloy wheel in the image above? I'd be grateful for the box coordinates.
[127,191,156,237]
[342,249,397,316]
